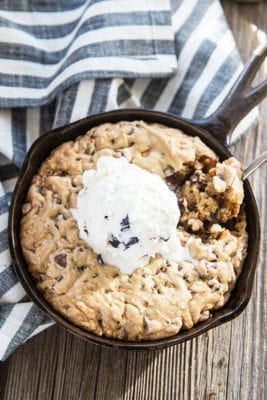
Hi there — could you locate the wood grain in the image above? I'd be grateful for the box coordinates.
[1,2,267,399]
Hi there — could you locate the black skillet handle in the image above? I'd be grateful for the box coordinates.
[193,42,267,147]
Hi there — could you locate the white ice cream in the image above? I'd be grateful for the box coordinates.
[71,156,195,275]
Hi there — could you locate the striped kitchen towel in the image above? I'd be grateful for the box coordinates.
[0,0,256,361]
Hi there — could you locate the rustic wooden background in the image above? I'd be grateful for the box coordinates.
[1,2,267,399]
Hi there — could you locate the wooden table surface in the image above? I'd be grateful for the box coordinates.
[1,2,267,399]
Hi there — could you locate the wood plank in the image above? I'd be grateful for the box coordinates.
[1,2,267,399]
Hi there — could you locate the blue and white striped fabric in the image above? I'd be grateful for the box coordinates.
[0,0,255,361]
[0,0,177,107]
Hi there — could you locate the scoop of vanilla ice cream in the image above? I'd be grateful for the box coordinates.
[71,156,194,275]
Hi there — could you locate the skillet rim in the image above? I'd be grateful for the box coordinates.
[8,109,261,350]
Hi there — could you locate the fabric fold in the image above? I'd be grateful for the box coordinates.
[0,0,177,107]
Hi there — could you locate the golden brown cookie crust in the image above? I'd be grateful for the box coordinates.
[20,121,248,341]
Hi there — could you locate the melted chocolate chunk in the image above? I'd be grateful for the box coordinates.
[109,234,121,248]
[54,254,67,268]
[165,173,181,191]
[125,237,139,249]
[120,215,130,231]
[166,163,194,190]
[225,217,237,231]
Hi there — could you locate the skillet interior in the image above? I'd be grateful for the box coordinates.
[8,109,260,350]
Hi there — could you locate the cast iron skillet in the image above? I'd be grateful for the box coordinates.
[9,43,267,350]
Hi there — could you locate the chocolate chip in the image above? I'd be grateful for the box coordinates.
[120,215,130,231]
[54,254,67,268]
[97,254,104,265]
[109,234,121,248]
[216,174,225,182]
[54,196,62,204]
[58,171,68,177]
[125,236,139,249]
[144,316,150,332]
[210,213,219,224]
[200,182,208,192]
[184,274,190,282]
[51,215,58,222]
[56,276,63,282]
[156,266,167,275]
[160,236,170,242]
[78,265,86,272]
[187,201,196,212]
[83,228,88,235]
[104,215,108,220]
[127,127,135,135]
